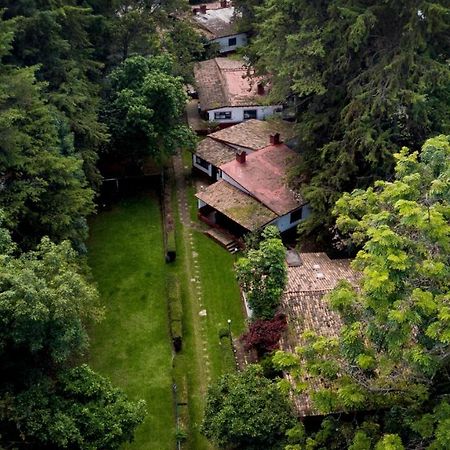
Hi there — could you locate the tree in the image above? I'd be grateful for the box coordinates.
[236,226,287,319]
[274,136,450,449]
[0,14,95,249]
[104,54,196,165]
[245,1,450,239]
[0,232,101,378]
[1,0,109,187]
[201,365,296,449]
[2,365,146,449]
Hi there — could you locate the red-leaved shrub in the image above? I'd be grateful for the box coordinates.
[240,313,287,358]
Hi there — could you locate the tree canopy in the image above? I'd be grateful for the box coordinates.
[236,226,287,319]
[201,365,296,449]
[274,135,450,449]
[242,0,450,239]
[104,54,196,164]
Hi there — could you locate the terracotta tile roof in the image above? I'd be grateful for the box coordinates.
[196,180,277,231]
[220,144,304,216]
[196,137,236,167]
[279,252,360,416]
[209,119,295,151]
[193,6,238,39]
[194,58,267,111]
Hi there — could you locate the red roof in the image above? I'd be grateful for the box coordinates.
[219,144,304,216]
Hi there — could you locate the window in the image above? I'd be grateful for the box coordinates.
[290,207,303,224]
[243,109,257,120]
[214,111,232,120]
[195,155,210,170]
[228,37,237,46]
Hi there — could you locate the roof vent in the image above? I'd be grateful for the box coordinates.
[316,272,325,279]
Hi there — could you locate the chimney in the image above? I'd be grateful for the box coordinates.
[220,0,227,7]
[269,133,281,145]
[193,7,198,14]
[236,151,247,164]
[257,82,265,96]
[200,4,207,14]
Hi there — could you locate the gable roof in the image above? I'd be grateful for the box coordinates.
[220,144,304,216]
[196,137,237,168]
[280,252,360,416]
[209,119,295,151]
[196,180,277,231]
[194,58,270,111]
[193,6,238,39]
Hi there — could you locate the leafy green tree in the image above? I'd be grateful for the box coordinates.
[201,365,296,449]
[236,226,287,319]
[0,233,101,375]
[2,365,146,450]
[274,136,450,449]
[245,1,450,239]
[104,54,196,164]
[0,14,95,249]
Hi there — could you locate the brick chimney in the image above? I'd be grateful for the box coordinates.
[270,133,281,145]
[257,82,265,96]
[220,0,227,7]
[200,4,207,14]
[236,151,247,164]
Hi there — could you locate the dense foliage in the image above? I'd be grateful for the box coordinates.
[0,16,96,250]
[103,54,196,164]
[241,0,450,239]
[201,365,296,449]
[274,136,450,448]
[236,226,287,319]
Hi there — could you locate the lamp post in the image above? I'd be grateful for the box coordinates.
[227,319,232,344]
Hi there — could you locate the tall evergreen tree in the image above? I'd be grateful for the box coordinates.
[0,15,95,249]
[245,0,450,240]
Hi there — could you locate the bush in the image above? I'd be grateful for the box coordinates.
[167,275,183,350]
[218,327,230,339]
[240,313,287,358]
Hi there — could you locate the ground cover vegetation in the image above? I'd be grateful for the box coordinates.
[236,0,450,241]
[0,0,209,447]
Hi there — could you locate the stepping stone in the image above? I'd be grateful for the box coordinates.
[199,309,207,317]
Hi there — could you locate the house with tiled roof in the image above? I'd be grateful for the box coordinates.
[280,251,360,416]
[192,119,295,180]
[196,138,309,236]
[192,2,248,54]
[194,58,282,125]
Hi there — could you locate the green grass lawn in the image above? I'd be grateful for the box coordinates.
[87,194,175,450]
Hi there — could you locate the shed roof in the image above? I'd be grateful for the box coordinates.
[193,6,238,39]
[196,137,237,168]
[196,180,277,231]
[194,58,269,111]
[209,119,295,151]
[280,252,360,416]
[220,144,304,216]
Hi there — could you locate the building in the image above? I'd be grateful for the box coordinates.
[196,138,309,236]
[194,58,282,125]
[192,2,248,54]
[280,251,360,416]
[192,119,296,180]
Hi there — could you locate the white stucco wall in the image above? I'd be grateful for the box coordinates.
[207,105,282,124]
[220,172,251,195]
[192,154,212,177]
[212,33,248,53]
[269,205,311,233]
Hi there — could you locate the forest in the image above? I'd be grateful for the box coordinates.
[0,0,449,449]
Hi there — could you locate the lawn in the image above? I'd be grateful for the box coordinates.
[87,193,175,450]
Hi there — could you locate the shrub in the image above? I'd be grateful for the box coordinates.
[240,313,287,358]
